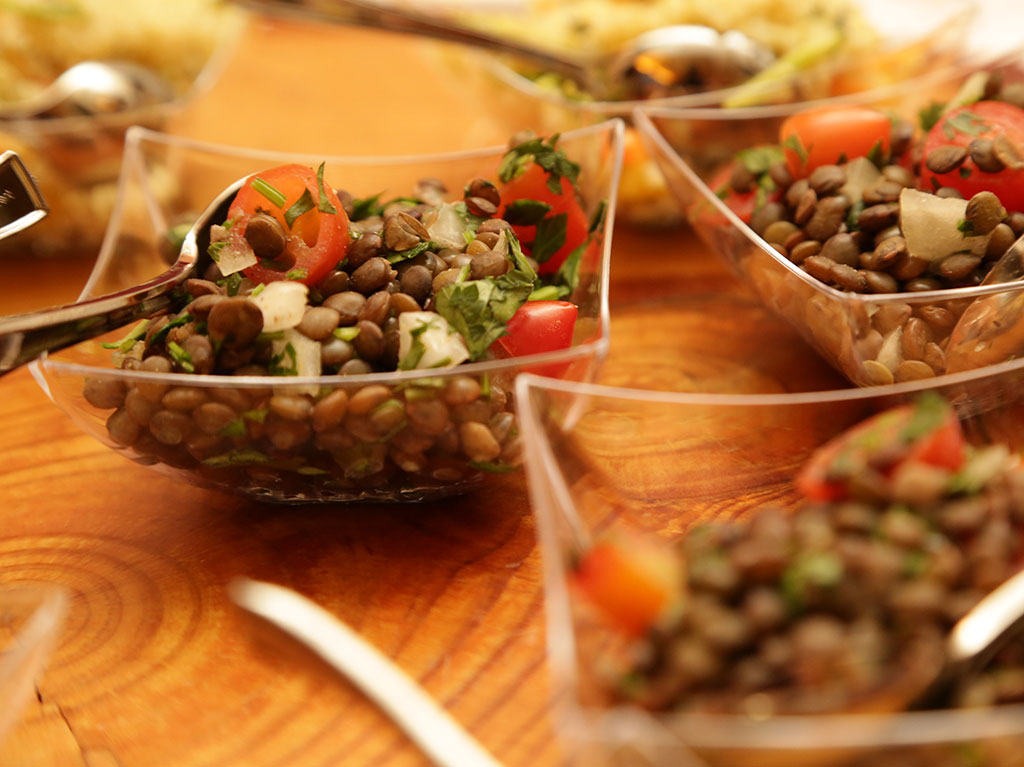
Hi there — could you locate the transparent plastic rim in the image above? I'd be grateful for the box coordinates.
[516,366,1024,751]
[479,0,976,117]
[39,118,624,385]
[631,84,1024,308]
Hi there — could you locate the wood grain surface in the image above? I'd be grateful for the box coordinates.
[0,13,847,767]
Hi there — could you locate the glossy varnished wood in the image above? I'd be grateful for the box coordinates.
[0,14,846,767]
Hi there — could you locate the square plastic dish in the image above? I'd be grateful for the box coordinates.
[459,0,974,228]
[30,120,624,504]
[633,53,1024,387]
[516,363,1024,767]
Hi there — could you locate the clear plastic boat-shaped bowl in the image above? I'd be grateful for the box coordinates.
[516,365,1024,767]
[633,53,1024,387]
[463,0,973,228]
[31,121,623,504]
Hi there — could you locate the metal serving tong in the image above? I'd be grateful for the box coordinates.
[0,154,240,376]
[0,151,48,241]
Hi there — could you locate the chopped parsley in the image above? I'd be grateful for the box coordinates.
[147,313,192,348]
[503,198,552,226]
[434,270,535,360]
[250,283,266,297]
[588,199,607,234]
[530,212,567,264]
[284,189,316,227]
[498,134,580,195]
[782,134,808,164]
[957,218,975,236]
[866,139,885,168]
[268,342,298,376]
[959,166,973,179]
[285,267,308,281]
[386,240,433,265]
[398,317,435,370]
[218,418,247,437]
[468,460,520,474]
[919,102,944,132]
[218,272,244,296]
[202,448,271,468]
[316,162,338,215]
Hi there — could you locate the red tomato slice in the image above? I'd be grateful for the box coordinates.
[493,300,577,378]
[572,535,682,638]
[495,300,577,357]
[796,397,965,503]
[227,164,350,287]
[921,101,1024,212]
[780,105,893,178]
[499,163,588,275]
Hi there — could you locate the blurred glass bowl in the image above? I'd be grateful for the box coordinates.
[516,365,1024,767]
[633,53,1024,387]
[0,585,67,748]
[459,0,974,228]
[29,121,623,504]
[0,1,246,262]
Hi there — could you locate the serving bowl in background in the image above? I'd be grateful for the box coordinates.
[516,365,1024,767]
[455,0,974,228]
[29,120,623,504]
[0,0,246,263]
[633,52,1024,387]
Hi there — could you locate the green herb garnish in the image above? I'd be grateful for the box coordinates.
[531,212,568,265]
[268,342,298,376]
[251,177,286,208]
[332,326,361,342]
[387,240,432,265]
[782,134,808,164]
[218,418,247,437]
[503,199,552,226]
[316,162,338,215]
[946,110,991,137]
[498,134,580,195]
[286,267,308,281]
[101,319,151,351]
[588,199,607,234]
[167,340,195,373]
[147,313,192,348]
[434,270,535,360]
[250,283,266,297]
[468,461,520,474]
[284,189,316,227]
[218,272,243,296]
[919,102,944,132]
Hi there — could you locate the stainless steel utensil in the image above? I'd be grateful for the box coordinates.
[0,173,239,375]
[235,0,774,102]
[230,578,503,767]
[0,61,173,121]
[0,151,48,241]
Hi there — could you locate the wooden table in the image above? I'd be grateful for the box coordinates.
[0,15,847,767]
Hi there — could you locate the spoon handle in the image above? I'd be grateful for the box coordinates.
[235,0,587,83]
[230,578,503,767]
[0,266,186,375]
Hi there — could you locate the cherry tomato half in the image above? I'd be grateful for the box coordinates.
[780,105,893,178]
[921,101,1024,212]
[500,163,589,275]
[493,300,577,377]
[572,535,682,638]
[227,164,350,287]
[796,398,965,503]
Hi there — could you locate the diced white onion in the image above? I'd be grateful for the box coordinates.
[252,280,308,331]
[398,311,470,370]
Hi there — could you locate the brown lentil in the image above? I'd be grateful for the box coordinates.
[925,145,968,174]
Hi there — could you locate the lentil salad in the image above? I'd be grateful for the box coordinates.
[573,394,1024,718]
[79,133,607,500]
[696,66,1024,385]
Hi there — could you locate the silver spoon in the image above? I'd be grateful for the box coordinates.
[234,0,774,102]
[943,230,1024,373]
[0,164,238,374]
[0,60,173,121]
[230,578,503,767]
